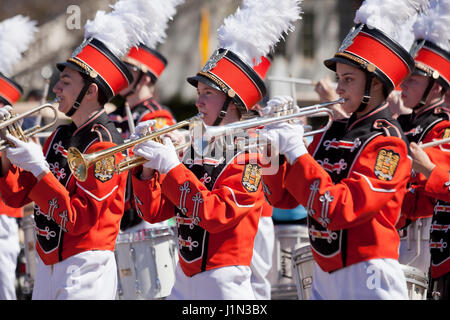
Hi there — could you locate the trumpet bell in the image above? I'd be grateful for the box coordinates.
[67,147,90,182]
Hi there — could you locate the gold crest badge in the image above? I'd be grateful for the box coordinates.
[94,156,115,182]
[443,128,450,139]
[153,117,168,130]
[242,164,262,192]
[374,149,400,181]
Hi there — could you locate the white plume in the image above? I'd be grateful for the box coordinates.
[217,0,302,66]
[84,0,184,57]
[111,0,183,50]
[84,10,131,57]
[354,0,429,46]
[0,15,37,75]
[413,0,450,52]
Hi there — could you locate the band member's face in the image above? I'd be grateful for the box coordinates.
[400,74,430,109]
[52,67,85,114]
[118,67,140,96]
[195,82,228,126]
[335,63,367,114]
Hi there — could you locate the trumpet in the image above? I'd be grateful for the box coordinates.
[67,117,196,182]
[67,98,341,181]
[201,98,341,142]
[0,100,59,151]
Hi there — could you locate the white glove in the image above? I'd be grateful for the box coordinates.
[0,105,13,120]
[129,120,157,141]
[5,134,49,177]
[258,121,307,165]
[133,136,180,174]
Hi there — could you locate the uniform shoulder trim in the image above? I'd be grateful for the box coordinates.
[373,119,402,138]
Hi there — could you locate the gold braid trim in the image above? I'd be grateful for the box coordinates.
[67,57,98,78]
[335,52,376,72]
[415,62,440,79]
[198,71,229,92]
[198,71,236,98]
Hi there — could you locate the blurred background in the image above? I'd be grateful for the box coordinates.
[2,0,364,121]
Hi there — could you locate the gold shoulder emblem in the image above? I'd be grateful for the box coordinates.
[443,128,450,139]
[374,149,400,181]
[242,164,262,192]
[94,156,115,182]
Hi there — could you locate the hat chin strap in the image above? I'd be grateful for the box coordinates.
[212,96,232,126]
[356,73,374,113]
[413,78,435,111]
[65,81,92,117]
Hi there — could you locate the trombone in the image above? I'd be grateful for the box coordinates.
[0,100,59,151]
[67,98,341,182]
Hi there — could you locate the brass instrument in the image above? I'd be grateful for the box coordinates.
[0,101,59,151]
[201,98,340,142]
[67,99,341,182]
[67,117,196,182]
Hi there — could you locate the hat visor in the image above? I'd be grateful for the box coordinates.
[186,74,224,93]
[324,56,363,72]
[56,61,90,76]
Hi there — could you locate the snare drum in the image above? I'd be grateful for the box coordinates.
[292,244,315,300]
[400,264,428,300]
[114,226,178,300]
[399,217,432,274]
[268,224,309,299]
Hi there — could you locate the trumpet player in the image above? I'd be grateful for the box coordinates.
[130,0,301,300]
[0,5,143,299]
[259,0,422,299]
[396,1,450,300]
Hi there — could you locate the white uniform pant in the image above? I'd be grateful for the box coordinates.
[311,258,409,300]
[0,215,20,300]
[250,216,274,300]
[167,264,255,300]
[32,250,117,300]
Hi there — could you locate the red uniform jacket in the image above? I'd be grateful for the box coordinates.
[398,99,450,278]
[263,103,411,272]
[0,110,127,265]
[425,166,450,203]
[132,142,265,277]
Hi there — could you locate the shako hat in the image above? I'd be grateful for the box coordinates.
[410,0,450,91]
[324,0,424,96]
[56,0,158,115]
[187,0,302,115]
[0,15,37,105]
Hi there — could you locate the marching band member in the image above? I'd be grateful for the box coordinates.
[260,0,421,299]
[0,15,37,300]
[0,3,147,299]
[397,0,450,300]
[109,0,182,232]
[130,0,301,300]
